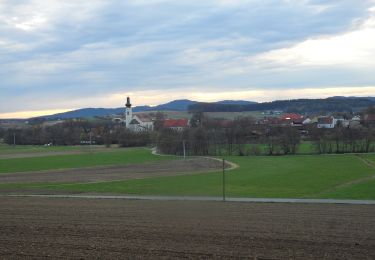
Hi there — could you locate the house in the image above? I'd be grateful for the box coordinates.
[280,113,304,126]
[302,118,313,125]
[280,113,304,121]
[163,119,189,131]
[317,116,336,128]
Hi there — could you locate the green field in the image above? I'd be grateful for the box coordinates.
[317,178,375,200]
[37,155,373,198]
[1,150,374,199]
[0,148,174,173]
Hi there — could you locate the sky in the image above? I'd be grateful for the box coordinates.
[1,0,375,118]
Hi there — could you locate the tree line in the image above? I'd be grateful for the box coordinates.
[189,97,375,114]
[1,112,374,156]
[1,120,149,148]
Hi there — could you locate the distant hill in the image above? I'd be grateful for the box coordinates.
[150,99,198,111]
[330,96,375,102]
[40,108,125,120]
[32,96,374,120]
[189,97,375,114]
[215,100,257,105]
[35,99,257,120]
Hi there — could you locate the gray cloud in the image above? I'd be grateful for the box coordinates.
[0,0,374,113]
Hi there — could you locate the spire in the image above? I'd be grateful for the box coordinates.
[125,97,131,108]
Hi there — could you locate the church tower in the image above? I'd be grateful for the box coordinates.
[125,96,132,128]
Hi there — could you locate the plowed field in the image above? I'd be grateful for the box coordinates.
[0,157,222,184]
[0,197,374,259]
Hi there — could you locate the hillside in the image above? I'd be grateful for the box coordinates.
[30,96,375,120]
[189,97,375,114]
[35,99,256,120]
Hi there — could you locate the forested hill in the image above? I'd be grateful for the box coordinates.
[188,97,375,113]
[34,99,257,120]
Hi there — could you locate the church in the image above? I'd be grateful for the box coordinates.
[124,97,154,132]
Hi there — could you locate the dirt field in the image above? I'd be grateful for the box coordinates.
[0,197,374,259]
[0,150,84,159]
[0,147,119,159]
[0,158,223,184]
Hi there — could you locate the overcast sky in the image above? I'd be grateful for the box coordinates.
[1,0,375,118]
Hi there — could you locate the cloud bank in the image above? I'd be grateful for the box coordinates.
[0,0,375,117]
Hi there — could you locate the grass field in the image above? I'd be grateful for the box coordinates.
[1,151,374,199]
[36,154,373,198]
[0,148,174,173]
[317,179,375,200]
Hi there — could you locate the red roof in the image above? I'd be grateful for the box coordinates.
[318,116,334,124]
[164,119,189,128]
[365,114,375,121]
[280,113,304,121]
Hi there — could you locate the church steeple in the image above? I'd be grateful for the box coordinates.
[125,96,133,128]
[125,97,132,108]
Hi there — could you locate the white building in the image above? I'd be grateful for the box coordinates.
[124,97,154,132]
[317,116,337,129]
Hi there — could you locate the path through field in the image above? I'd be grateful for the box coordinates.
[309,154,375,198]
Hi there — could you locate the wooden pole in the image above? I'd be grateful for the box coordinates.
[183,140,186,159]
[223,158,226,201]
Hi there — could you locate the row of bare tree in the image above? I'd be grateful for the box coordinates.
[1,114,374,156]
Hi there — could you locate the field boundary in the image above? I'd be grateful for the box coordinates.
[2,194,375,205]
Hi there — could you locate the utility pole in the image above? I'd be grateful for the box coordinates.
[182,140,186,159]
[222,158,226,201]
[89,132,92,147]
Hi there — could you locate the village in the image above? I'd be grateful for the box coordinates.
[1,96,374,157]
[116,97,375,132]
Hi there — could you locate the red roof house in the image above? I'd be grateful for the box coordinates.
[280,113,304,121]
[279,113,304,125]
[163,119,189,130]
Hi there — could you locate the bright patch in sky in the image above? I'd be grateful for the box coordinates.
[0,0,375,117]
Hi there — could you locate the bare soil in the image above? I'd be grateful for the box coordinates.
[0,158,223,184]
[0,197,374,259]
[0,150,84,159]
[0,147,120,159]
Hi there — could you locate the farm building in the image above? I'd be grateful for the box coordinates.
[280,113,304,121]
[280,113,304,126]
[317,116,337,128]
[163,119,189,131]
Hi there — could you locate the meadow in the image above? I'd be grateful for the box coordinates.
[24,154,373,199]
[0,143,374,199]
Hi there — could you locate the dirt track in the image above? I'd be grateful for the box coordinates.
[0,158,223,184]
[0,197,374,259]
